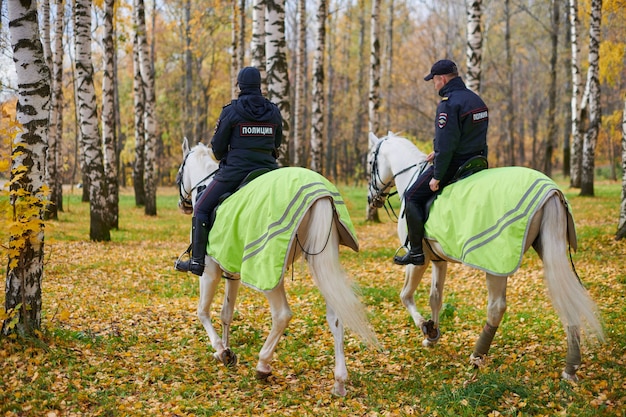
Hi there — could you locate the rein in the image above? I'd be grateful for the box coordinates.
[177,149,218,210]
[368,137,428,221]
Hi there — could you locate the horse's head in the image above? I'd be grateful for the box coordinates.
[367,132,395,208]
[176,137,219,215]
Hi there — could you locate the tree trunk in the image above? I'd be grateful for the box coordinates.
[293,0,306,167]
[465,0,483,93]
[366,0,381,222]
[134,0,157,215]
[580,0,602,196]
[310,0,325,173]
[543,0,559,177]
[103,0,119,228]
[503,0,515,166]
[184,0,192,140]
[266,0,291,166]
[132,32,146,207]
[3,0,50,336]
[75,0,111,241]
[384,0,394,133]
[569,0,583,187]
[251,0,266,84]
[617,95,626,240]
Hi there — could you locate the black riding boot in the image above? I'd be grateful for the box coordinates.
[175,217,210,276]
[393,201,425,265]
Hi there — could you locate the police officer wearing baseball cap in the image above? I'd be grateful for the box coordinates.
[176,66,283,275]
[394,59,489,265]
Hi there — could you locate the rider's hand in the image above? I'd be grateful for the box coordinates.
[429,178,440,192]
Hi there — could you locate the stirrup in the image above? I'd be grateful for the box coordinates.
[393,246,425,265]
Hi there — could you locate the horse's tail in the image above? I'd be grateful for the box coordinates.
[303,198,380,349]
[540,194,604,343]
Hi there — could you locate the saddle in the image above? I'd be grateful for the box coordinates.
[424,155,488,218]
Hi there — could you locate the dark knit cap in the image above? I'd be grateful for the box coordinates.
[424,59,458,81]
[237,67,261,89]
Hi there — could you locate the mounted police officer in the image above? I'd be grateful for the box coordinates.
[394,59,489,265]
[176,66,283,275]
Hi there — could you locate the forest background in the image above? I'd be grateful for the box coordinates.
[1,0,624,188]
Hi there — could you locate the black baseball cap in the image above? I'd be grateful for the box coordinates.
[424,59,458,81]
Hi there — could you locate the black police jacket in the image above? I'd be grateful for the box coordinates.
[211,88,283,184]
[432,77,489,182]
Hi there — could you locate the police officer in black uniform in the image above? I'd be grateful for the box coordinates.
[176,66,283,275]
[394,59,489,265]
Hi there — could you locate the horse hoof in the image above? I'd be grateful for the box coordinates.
[221,349,238,367]
[331,383,347,397]
[421,320,440,345]
[561,371,579,382]
[256,370,272,381]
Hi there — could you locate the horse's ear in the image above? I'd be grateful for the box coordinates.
[182,137,190,156]
[368,132,379,148]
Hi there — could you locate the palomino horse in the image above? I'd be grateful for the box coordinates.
[176,138,379,396]
[367,132,603,381]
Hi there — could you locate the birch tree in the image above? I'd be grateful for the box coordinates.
[368,0,380,136]
[3,0,50,335]
[251,0,266,84]
[293,0,306,166]
[266,0,290,166]
[503,0,515,165]
[617,95,626,240]
[580,0,602,196]
[103,0,119,228]
[310,0,325,173]
[134,0,157,215]
[75,0,111,241]
[569,0,583,187]
[543,0,559,177]
[45,0,65,219]
[383,0,394,133]
[132,32,146,206]
[465,0,483,93]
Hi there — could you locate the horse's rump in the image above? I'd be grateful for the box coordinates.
[208,167,358,291]
[421,166,576,276]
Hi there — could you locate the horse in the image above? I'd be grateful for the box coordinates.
[366,131,603,381]
[176,138,379,396]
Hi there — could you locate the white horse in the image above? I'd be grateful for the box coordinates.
[367,132,603,381]
[176,138,379,396]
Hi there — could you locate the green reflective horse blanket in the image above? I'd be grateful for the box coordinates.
[208,167,358,291]
[422,166,573,276]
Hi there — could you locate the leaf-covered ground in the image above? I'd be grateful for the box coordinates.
[1,181,625,416]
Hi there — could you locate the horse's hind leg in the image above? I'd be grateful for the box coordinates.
[325,304,348,396]
[218,277,240,366]
[256,284,292,379]
[470,274,507,367]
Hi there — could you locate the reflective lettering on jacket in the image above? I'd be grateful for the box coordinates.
[240,123,275,136]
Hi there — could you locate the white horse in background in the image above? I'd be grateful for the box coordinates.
[367,132,603,381]
[176,138,379,396]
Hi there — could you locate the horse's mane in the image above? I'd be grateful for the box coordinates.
[190,143,218,171]
[383,132,428,161]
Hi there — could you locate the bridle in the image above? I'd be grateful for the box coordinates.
[367,137,427,218]
[176,149,218,213]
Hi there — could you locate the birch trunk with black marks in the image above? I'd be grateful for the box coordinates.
[543,0,559,177]
[132,31,146,206]
[293,0,306,167]
[265,0,290,166]
[366,0,380,222]
[75,0,111,241]
[580,0,602,197]
[134,0,157,215]
[310,0,325,173]
[569,0,583,188]
[251,0,266,83]
[465,0,483,93]
[4,0,50,335]
[103,0,119,228]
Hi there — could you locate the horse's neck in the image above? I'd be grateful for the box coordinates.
[386,141,426,197]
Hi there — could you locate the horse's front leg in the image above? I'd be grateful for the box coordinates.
[196,261,228,361]
[256,284,292,380]
[470,274,507,367]
[399,262,429,333]
[325,303,348,396]
[423,260,447,346]
[218,276,240,366]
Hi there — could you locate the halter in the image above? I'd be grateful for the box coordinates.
[368,137,427,218]
[176,149,218,212]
